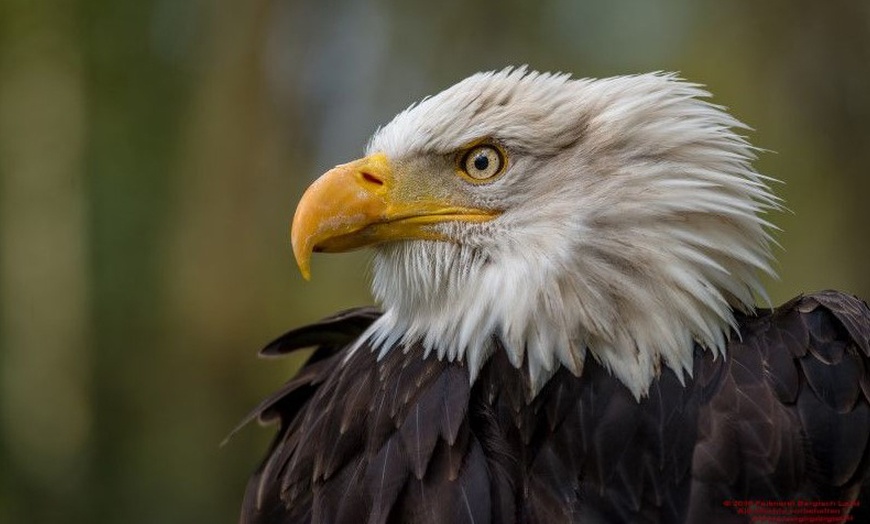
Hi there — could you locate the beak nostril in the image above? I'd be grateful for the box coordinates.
[360,171,384,186]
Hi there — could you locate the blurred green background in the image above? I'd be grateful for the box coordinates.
[0,0,868,522]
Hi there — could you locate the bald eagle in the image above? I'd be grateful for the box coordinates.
[239,69,870,523]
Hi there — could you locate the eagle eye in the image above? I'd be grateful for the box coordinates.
[459,144,506,182]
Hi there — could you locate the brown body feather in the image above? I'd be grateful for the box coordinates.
[240,291,870,523]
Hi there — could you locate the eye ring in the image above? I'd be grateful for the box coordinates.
[459,144,506,182]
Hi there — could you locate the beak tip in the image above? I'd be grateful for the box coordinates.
[291,230,313,281]
[292,245,313,281]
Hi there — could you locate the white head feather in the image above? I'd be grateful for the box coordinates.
[355,67,779,398]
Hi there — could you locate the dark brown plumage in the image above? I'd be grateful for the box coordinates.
[239,291,870,523]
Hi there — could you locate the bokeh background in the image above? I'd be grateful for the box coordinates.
[1,0,868,522]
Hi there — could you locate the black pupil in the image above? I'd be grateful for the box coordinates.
[473,153,490,171]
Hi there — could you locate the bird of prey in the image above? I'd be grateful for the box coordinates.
[239,68,870,523]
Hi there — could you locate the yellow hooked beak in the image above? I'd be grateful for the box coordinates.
[291,153,498,279]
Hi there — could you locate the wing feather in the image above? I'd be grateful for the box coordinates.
[689,290,870,518]
[240,292,870,523]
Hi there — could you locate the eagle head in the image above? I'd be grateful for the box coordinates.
[290,68,779,398]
